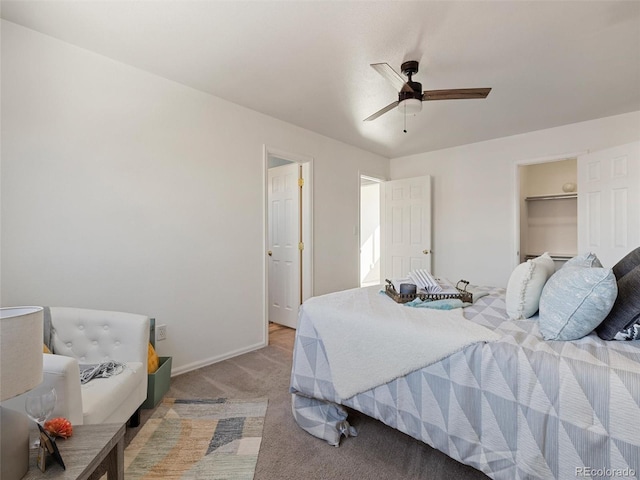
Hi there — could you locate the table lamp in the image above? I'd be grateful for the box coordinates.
[0,306,44,480]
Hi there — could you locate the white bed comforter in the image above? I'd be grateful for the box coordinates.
[300,286,500,399]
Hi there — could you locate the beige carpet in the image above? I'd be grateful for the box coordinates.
[127,324,489,480]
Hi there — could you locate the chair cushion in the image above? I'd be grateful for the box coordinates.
[80,361,145,424]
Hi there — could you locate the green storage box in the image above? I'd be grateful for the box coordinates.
[143,356,172,409]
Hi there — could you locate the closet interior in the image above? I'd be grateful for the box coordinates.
[519,158,578,270]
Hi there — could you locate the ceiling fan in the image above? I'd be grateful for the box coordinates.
[364,60,491,122]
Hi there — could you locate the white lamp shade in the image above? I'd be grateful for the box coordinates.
[0,307,44,401]
[397,98,422,115]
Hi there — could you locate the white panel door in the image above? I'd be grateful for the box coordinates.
[383,175,432,280]
[578,141,640,267]
[268,163,300,328]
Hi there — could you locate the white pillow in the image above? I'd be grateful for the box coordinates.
[534,252,555,277]
[506,253,555,320]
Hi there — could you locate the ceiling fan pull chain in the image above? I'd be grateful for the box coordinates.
[403,103,407,133]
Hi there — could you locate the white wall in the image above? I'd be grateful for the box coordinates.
[0,21,389,374]
[390,111,640,287]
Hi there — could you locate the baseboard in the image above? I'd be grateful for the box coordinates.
[169,340,267,377]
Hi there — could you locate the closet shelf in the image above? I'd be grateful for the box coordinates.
[525,193,577,201]
[524,253,576,261]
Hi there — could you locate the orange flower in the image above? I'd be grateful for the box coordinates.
[44,417,73,438]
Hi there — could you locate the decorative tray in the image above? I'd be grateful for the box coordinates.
[384,279,472,304]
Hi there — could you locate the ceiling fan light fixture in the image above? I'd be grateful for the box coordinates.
[398,98,422,115]
[365,61,491,123]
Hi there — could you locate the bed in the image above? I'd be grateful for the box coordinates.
[290,284,640,480]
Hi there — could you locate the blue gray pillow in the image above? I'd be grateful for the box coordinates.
[563,252,603,269]
[539,264,617,341]
[596,246,640,340]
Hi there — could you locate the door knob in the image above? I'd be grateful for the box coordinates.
[267,251,273,256]
[423,249,430,255]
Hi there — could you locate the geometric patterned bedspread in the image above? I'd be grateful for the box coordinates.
[290,288,640,480]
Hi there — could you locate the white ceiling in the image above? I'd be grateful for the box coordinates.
[2,1,639,158]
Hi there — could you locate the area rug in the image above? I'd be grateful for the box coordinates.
[125,398,268,479]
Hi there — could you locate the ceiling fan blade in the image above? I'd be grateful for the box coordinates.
[371,63,413,92]
[364,101,399,122]
[422,88,491,101]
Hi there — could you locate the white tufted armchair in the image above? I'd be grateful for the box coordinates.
[7,307,150,427]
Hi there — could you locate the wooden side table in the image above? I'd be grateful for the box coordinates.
[23,423,125,480]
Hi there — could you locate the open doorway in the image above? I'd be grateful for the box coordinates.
[360,175,383,287]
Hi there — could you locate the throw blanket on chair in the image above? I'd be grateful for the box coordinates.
[301,286,500,399]
[79,361,125,384]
